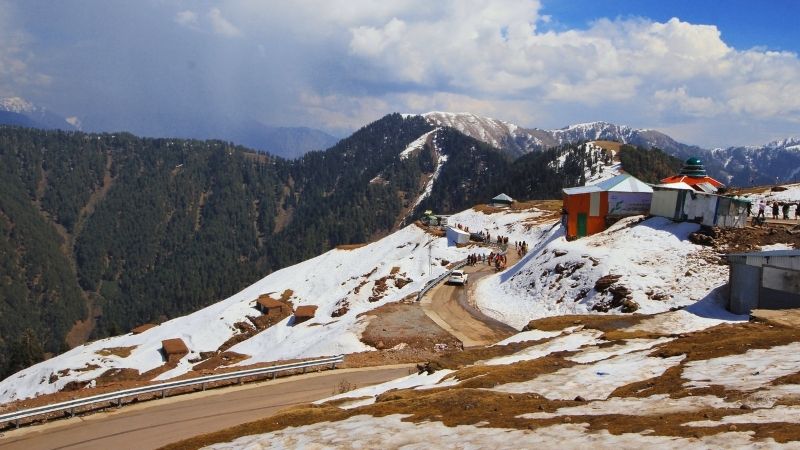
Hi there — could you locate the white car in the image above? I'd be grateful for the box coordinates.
[448,270,468,285]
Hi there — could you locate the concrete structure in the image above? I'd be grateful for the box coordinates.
[446,226,471,246]
[727,250,800,314]
[650,185,749,228]
[562,174,653,239]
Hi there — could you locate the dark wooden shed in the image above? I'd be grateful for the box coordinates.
[257,295,289,317]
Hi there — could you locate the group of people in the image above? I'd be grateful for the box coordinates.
[490,234,509,245]
[487,252,507,270]
[515,240,528,257]
[466,253,483,265]
[754,200,800,221]
[465,252,508,270]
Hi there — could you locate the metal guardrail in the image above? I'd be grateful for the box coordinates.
[416,259,468,301]
[0,354,344,429]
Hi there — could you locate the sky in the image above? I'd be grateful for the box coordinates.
[0,0,798,148]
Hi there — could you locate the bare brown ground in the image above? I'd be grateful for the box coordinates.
[752,309,800,328]
[524,313,648,332]
[335,243,369,250]
[727,183,800,196]
[360,300,461,352]
[471,199,562,216]
[592,140,623,152]
[713,224,800,253]
[94,346,137,358]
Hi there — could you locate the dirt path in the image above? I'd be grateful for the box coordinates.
[420,248,517,348]
[0,366,412,450]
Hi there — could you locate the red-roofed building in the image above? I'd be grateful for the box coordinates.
[661,157,724,192]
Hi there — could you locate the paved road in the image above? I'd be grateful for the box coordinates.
[421,255,516,347]
[0,365,412,450]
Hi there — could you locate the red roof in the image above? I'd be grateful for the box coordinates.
[161,338,189,356]
[294,305,317,318]
[660,175,724,188]
[257,296,287,309]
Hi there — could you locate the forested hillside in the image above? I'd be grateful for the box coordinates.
[0,115,436,378]
[0,115,677,380]
[618,144,683,183]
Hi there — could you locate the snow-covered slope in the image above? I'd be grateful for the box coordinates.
[422,112,541,157]
[476,216,728,330]
[0,225,470,403]
[0,207,549,404]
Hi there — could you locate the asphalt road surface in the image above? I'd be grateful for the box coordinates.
[421,255,516,347]
[0,365,412,450]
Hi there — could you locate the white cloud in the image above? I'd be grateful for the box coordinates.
[207,8,242,38]
[0,1,50,96]
[653,87,720,116]
[174,10,198,27]
[4,0,799,147]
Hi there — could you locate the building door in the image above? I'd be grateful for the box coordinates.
[577,213,587,237]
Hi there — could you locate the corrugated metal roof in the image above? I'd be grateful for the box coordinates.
[727,250,800,270]
[562,185,602,195]
[695,182,718,194]
[728,250,800,258]
[447,226,470,236]
[492,193,514,202]
[655,182,694,190]
[562,174,652,195]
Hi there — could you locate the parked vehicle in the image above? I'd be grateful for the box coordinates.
[448,270,468,285]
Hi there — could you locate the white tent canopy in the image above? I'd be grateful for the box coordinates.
[492,193,514,203]
[596,173,653,193]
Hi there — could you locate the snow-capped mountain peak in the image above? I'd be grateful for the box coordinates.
[0,96,37,114]
[409,112,673,158]
[762,137,800,150]
[0,96,78,131]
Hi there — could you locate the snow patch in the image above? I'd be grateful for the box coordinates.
[318,370,456,409]
[491,350,685,400]
[519,394,737,419]
[683,342,800,391]
[482,329,603,366]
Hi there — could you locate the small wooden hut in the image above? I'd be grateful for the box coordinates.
[256,295,290,318]
[161,338,189,363]
[293,305,318,324]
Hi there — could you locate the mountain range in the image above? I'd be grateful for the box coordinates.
[419,111,800,186]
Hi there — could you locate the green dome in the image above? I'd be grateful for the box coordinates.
[685,157,703,166]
